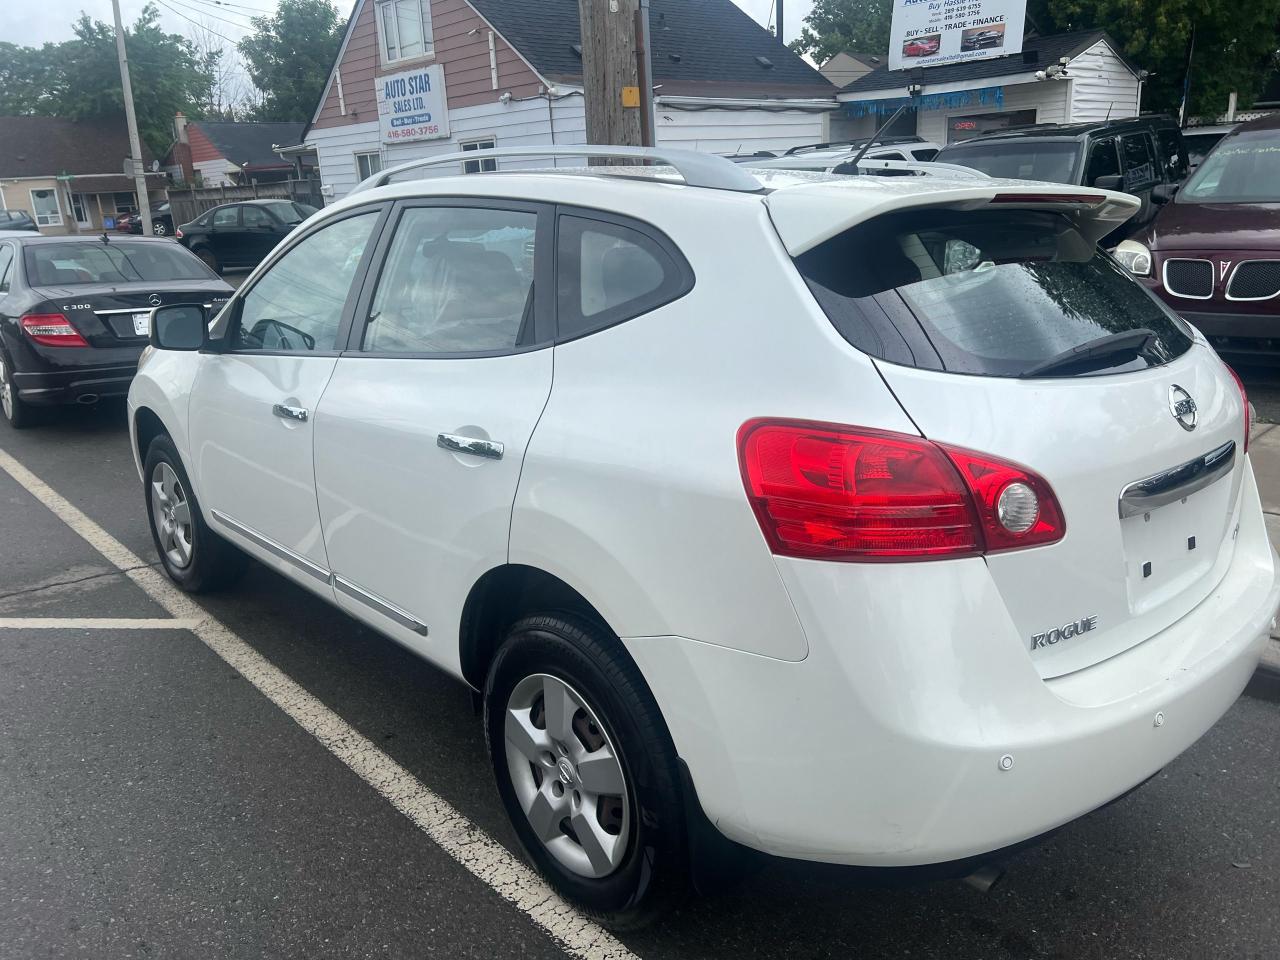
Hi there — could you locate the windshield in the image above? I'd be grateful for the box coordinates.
[796,209,1192,378]
[24,241,212,286]
[936,141,1080,184]
[1179,129,1280,203]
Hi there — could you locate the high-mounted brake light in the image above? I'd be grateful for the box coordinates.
[990,193,1105,206]
[737,420,1065,562]
[1225,365,1250,454]
[21,314,89,348]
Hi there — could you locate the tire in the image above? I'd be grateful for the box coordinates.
[152,221,168,236]
[192,246,221,274]
[143,434,246,592]
[0,353,34,429]
[484,613,688,929]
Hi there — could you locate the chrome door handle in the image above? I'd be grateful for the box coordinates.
[272,403,309,422]
[437,433,503,460]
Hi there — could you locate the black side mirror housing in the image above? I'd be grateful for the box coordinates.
[1092,174,1125,191]
[150,303,208,351]
[1151,183,1178,204]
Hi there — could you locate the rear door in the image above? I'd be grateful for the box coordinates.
[240,204,281,264]
[209,205,243,266]
[312,198,553,663]
[188,205,385,589]
[781,197,1248,678]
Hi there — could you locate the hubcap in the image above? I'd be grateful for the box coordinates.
[504,674,630,879]
[150,461,193,569]
[0,359,12,419]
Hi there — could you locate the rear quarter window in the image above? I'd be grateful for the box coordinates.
[795,208,1193,378]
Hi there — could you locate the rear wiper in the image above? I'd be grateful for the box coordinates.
[1020,328,1157,379]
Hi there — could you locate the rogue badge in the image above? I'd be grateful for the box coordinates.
[1031,615,1099,650]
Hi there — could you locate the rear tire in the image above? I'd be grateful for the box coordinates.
[153,221,168,236]
[143,434,246,592]
[193,246,221,274]
[484,613,689,930]
[0,354,33,429]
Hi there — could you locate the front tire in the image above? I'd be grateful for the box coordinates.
[0,354,33,429]
[143,434,245,592]
[484,614,688,929]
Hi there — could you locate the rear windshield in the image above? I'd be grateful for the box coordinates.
[25,241,211,286]
[1178,128,1280,203]
[797,209,1193,378]
[935,141,1080,184]
[263,200,317,224]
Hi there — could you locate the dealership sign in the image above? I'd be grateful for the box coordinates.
[888,0,1026,71]
[377,64,450,144]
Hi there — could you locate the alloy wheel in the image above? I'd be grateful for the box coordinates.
[153,222,168,236]
[504,673,631,879]
[150,461,194,569]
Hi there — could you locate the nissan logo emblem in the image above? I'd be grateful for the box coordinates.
[1169,384,1197,431]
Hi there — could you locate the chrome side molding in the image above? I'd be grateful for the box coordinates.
[1118,440,1235,519]
[333,576,429,636]
[210,510,331,583]
[437,433,503,461]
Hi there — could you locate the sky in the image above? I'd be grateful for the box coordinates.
[2,0,817,49]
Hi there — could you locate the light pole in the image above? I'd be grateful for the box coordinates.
[111,0,154,237]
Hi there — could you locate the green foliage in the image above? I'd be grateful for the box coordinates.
[1026,0,1280,115]
[789,0,894,66]
[238,0,343,122]
[792,0,1280,115]
[0,4,215,156]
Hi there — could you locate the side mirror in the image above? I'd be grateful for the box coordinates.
[150,303,208,351]
[1151,183,1178,204]
[1092,174,1124,191]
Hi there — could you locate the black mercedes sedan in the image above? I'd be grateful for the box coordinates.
[0,234,233,428]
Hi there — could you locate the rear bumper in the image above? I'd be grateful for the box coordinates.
[625,464,1280,867]
[13,363,139,405]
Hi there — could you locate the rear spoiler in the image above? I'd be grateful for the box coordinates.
[765,182,1140,256]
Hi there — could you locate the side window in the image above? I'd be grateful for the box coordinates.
[556,214,692,340]
[1121,134,1158,191]
[0,244,13,291]
[232,210,380,353]
[912,148,939,161]
[242,206,272,228]
[1085,137,1120,185]
[1156,128,1189,181]
[362,205,537,354]
[213,207,240,228]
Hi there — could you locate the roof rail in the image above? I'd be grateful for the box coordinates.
[854,158,990,179]
[350,145,764,195]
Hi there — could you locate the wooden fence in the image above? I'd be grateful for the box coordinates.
[166,179,325,224]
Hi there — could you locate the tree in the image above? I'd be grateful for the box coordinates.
[1026,0,1280,115]
[789,0,893,66]
[238,0,343,122]
[0,5,216,156]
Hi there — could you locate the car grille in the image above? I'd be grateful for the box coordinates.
[1163,259,1214,299]
[1227,261,1280,301]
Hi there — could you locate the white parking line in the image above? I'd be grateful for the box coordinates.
[0,617,204,630]
[0,447,639,960]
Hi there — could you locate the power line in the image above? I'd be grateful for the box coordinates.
[154,0,242,43]
[189,0,276,13]
[165,0,257,30]
[180,0,266,22]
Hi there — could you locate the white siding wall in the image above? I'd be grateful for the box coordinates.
[194,158,238,186]
[654,106,829,154]
[1066,41,1141,122]
[309,119,381,199]
[916,80,1069,144]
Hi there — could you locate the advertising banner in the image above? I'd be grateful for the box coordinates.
[888,0,1025,71]
[377,64,450,144]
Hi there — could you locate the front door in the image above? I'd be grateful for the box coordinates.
[313,200,553,666]
[189,205,385,591]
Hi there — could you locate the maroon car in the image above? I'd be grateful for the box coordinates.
[1115,114,1280,359]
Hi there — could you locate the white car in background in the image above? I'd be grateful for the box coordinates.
[127,146,1279,928]
[742,135,943,175]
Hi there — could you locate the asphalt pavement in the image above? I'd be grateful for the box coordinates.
[1,400,1277,960]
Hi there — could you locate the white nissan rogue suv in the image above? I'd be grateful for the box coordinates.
[128,147,1280,927]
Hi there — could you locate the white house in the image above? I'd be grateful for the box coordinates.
[834,30,1144,145]
[303,0,838,200]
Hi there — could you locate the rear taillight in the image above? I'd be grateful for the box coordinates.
[21,314,90,348]
[1226,365,1250,454]
[175,227,183,239]
[737,419,1065,562]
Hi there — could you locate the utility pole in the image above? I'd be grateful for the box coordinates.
[111,0,153,237]
[578,0,644,147]
[776,0,783,46]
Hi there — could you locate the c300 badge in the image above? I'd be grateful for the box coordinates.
[1030,615,1098,650]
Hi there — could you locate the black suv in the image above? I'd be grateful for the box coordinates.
[935,117,1190,241]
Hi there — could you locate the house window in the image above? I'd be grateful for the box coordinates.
[946,109,1037,143]
[355,151,383,181]
[113,192,138,215]
[461,139,496,174]
[29,189,62,227]
[377,0,433,64]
